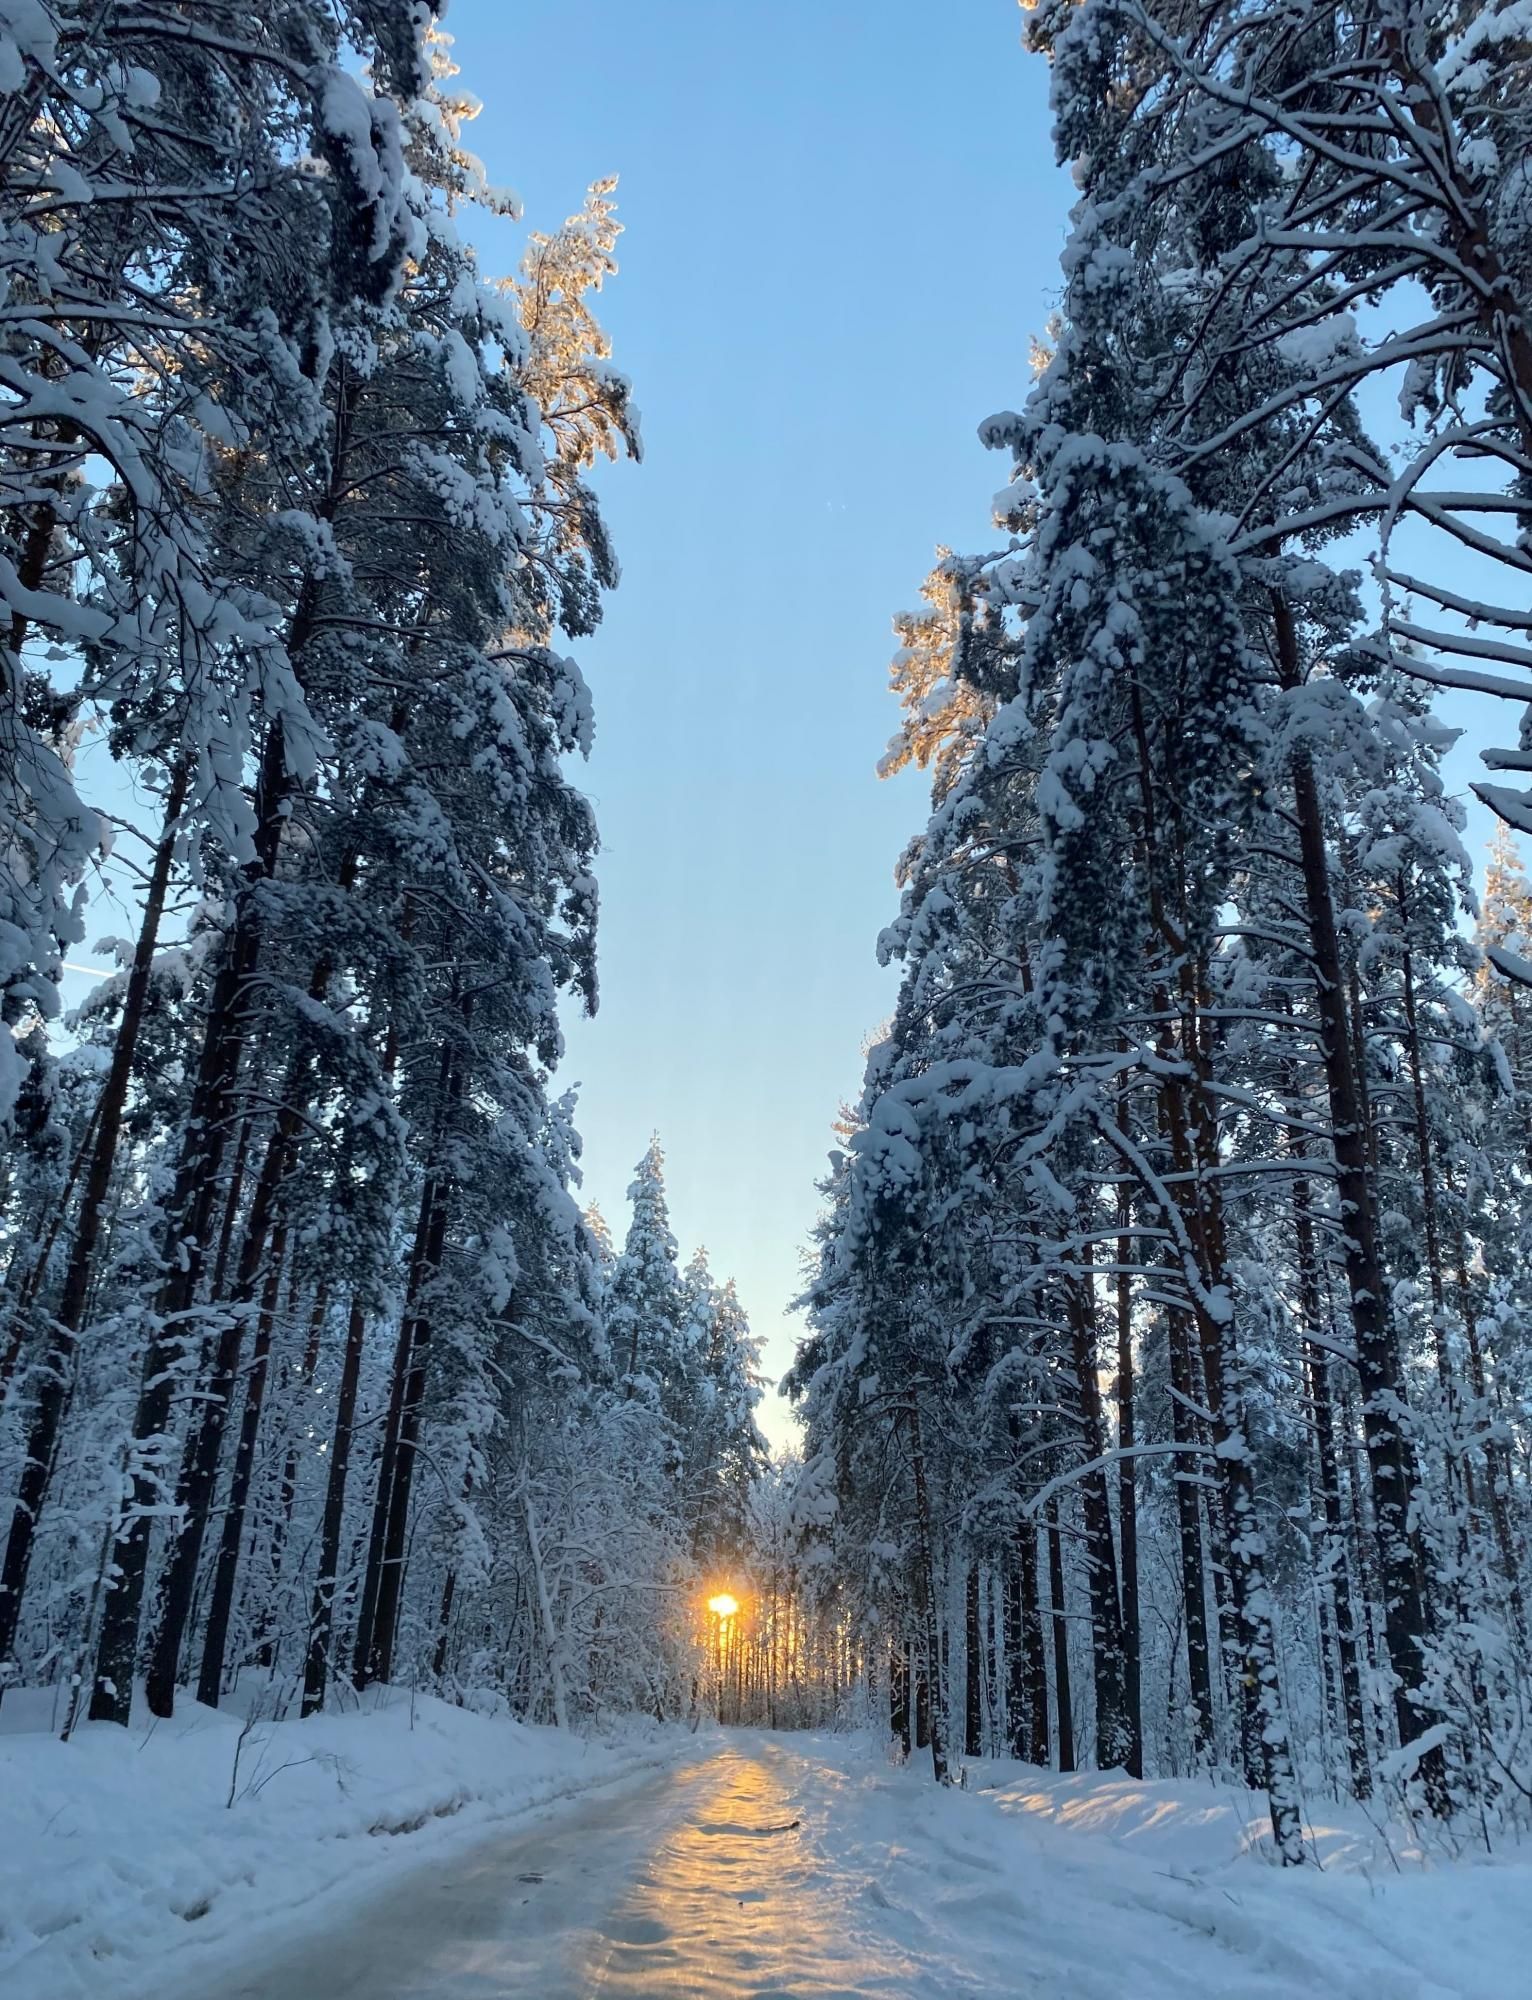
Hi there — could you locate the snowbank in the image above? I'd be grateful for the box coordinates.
[801,1737,1531,1998]
[7,1712,1526,2000]
[0,1685,695,2000]
[981,1758,1439,1870]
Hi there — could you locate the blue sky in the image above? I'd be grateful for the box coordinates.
[440,0,1074,1444]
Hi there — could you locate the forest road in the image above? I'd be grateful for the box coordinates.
[166,1732,1513,2000]
[182,1737,945,2000]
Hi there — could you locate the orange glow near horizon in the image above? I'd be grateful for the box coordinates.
[707,1592,740,1618]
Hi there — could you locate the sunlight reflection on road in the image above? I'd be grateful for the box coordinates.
[174,1740,970,2000]
[587,1745,919,1999]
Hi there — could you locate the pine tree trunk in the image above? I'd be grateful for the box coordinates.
[1313,1357,1374,1798]
[1005,1539,1049,1764]
[1004,1563,1027,1759]
[366,1161,454,1689]
[1166,1307,1216,1760]
[195,1228,288,1708]
[938,1601,949,1741]
[259,1282,329,1668]
[1066,1251,1131,1768]
[906,1398,949,1784]
[351,1307,414,1689]
[353,1027,457,1689]
[1180,1003,1263,1790]
[1046,1499,1075,1773]
[206,1103,259,1307]
[1021,1520,1050,1764]
[1456,1251,1527,1634]
[1272,591,1445,1809]
[768,1571,780,1730]
[985,1572,1001,1760]
[432,1568,457,1685]
[891,1638,912,1756]
[915,1654,931,1750]
[303,1298,367,1717]
[1289,1152,1372,1796]
[1115,1193,1144,1778]
[964,1563,982,1760]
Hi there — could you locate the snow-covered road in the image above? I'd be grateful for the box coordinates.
[170,1734,1522,2000]
[181,1742,929,2000]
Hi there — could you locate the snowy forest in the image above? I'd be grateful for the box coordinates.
[0,7,786,1739]
[3,0,1532,1978]
[789,0,1532,1867]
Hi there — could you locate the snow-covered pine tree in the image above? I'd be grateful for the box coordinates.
[608,1137,686,1409]
[790,0,1531,1854]
[0,11,675,1738]
[1026,0,1532,849]
[0,0,430,1697]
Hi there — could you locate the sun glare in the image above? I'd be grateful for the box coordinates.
[707,1593,740,1618]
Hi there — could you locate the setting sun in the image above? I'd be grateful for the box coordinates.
[707,1593,740,1619]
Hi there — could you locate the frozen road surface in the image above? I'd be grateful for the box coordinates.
[181,1735,1521,1999]
[193,1742,916,2000]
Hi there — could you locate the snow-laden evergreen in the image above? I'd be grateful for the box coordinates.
[0,9,778,1739]
[790,0,1532,1859]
